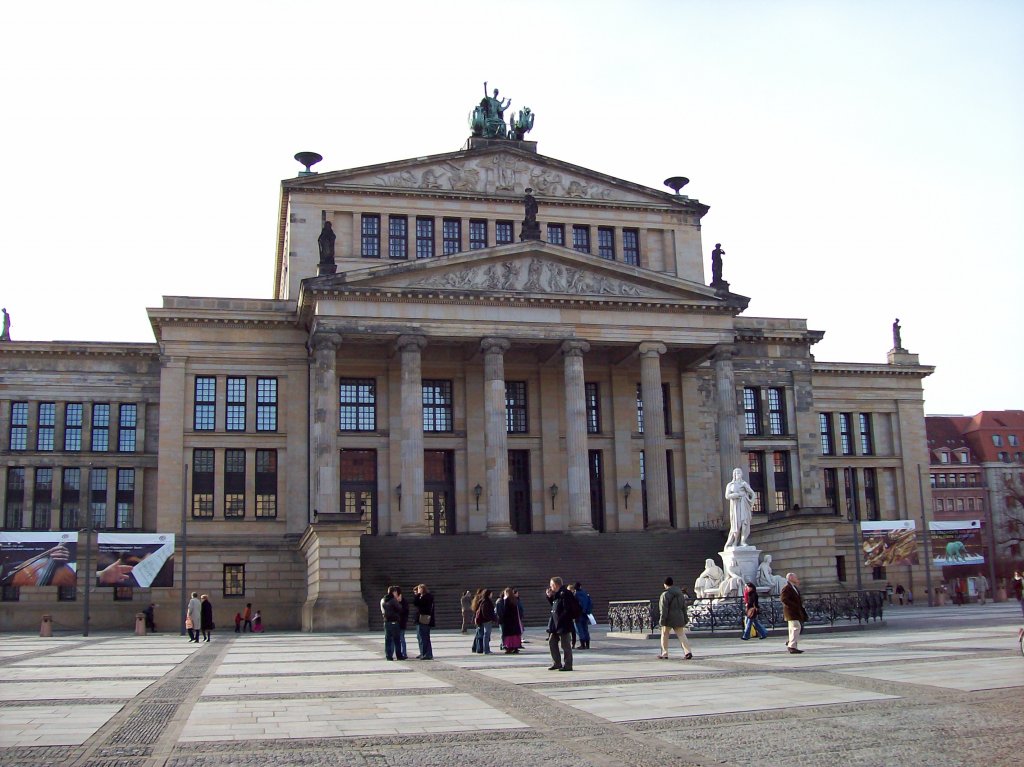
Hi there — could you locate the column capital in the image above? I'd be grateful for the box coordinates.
[638,341,667,358]
[560,339,591,358]
[395,334,427,353]
[310,332,343,352]
[480,337,511,355]
[711,344,737,363]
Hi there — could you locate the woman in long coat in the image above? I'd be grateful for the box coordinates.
[186,591,201,643]
[199,594,215,642]
[497,587,523,653]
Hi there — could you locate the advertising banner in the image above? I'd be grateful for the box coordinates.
[95,533,175,588]
[929,520,985,569]
[860,519,919,568]
[0,531,79,587]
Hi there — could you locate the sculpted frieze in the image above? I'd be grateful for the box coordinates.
[407,257,647,297]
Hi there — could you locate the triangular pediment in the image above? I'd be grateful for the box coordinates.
[285,146,705,210]
[305,242,728,305]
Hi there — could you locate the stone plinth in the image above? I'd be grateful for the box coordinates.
[722,545,760,585]
[299,514,368,632]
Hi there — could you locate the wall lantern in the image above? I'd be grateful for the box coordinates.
[395,484,402,511]
[474,483,483,511]
[549,483,559,510]
[623,482,632,509]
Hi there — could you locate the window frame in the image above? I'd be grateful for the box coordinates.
[767,387,787,436]
[422,380,454,433]
[256,377,277,432]
[415,216,435,259]
[442,218,461,254]
[255,449,278,519]
[469,219,488,250]
[505,381,528,434]
[223,449,246,519]
[597,226,615,259]
[37,402,56,451]
[572,224,591,253]
[859,413,874,456]
[339,378,377,432]
[226,377,246,432]
[91,403,110,451]
[193,377,216,432]
[192,448,215,519]
[388,214,408,259]
[9,401,28,451]
[743,387,762,436]
[223,564,245,597]
[622,228,640,265]
[361,213,381,258]
[64,403,83,452]
[546,223,565,246]
[585,382,601,434]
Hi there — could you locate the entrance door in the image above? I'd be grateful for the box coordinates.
[588,450,605,532]
[424,450,455,535]
[339,449,377,534]
[508,449,531,533]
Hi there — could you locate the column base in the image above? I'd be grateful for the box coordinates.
[568,524,598,534]
[645,521,673,531]
[484,527,517,536]
[399,526,432,536]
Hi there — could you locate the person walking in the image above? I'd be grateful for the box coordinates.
[975,572,989,605]
[185,591,201,643]
[497,587,523,653]
[143,603,156,633]
[740,581,768,640]
[382,586,402,660]
[780,572,808,654]
[199,594,215,642]
[573,582,593,649]
[412,583,435,660]
[657,576,693,660]
[474,589,496,654]
[242,603,253,632]
[1014,571,1024,616]
[546,576,577,671]
[461,589,473,634]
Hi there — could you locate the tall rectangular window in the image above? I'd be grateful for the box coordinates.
[115,468,134,528]
[505,381,528,434]
[597,226,615,259]
[495,220,514,245]
[748,451,765,513]
[622,228,640,266]
[361,214,381,258]
[118,404,137,452]
[572,225,591,253]
[32,468,52,530]
[37,403,55,451]
[65,404,83,451]
[60,468,81,530]
[636,383,645,432]
[92,404,110,451]
[192,449,214,518]
[773,451,791,511]
[823,468,838,510]
[415,217,435,259]
[859,413,874,455]
[422,380,453,433]
[4,468,25,529]
[256,378,277,432]
[339,378,376,431]
[388,215,408,259]
[863,467,879,521]
[226,378,246,431]
[442,218,461,254]
[255,449,277,519]
[844,467,860,519]
[743,387,762,436]
[469,219,487,249]
[839,413,854,456]
[89,468,107,529]
[819,413,834,456]
[194,377,215,431]
[767,388,787,435]
[223,564,245,597]
[585,382,601,434]
[547,223,565,246]
[10,402,28,451]
[224,449,245,519]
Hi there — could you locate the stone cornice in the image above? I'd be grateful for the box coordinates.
[0,341,159,359]
[812,361,935,378]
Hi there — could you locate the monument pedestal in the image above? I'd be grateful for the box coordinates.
[299,513,368,632]
[722,546,760,585]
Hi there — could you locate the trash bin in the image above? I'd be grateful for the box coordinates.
[40,615,52,637]
[135,612,146,636]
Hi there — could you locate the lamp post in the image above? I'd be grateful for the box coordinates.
[623,482,632,510]
[549,483,558,511]
[849,503,863,591]
[917,464,935,607]
[81,461,94,637]
[179,463,188,637]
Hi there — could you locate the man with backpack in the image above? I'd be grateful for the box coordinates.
[546,576,579,671]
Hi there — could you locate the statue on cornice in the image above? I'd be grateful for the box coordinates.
[711,243,726,288]
[469,83,534,141]
[520,188,541,241]
[0,307,10,342]
[892,318,903,350]
[318,221,337,276]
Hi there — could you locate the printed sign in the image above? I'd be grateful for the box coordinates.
[860,520,919,567]
[928,520,985,568]
[0,532,79,587]
[95,533,175,588]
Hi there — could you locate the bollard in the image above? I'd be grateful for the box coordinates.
[40,615,52,638]
[135,612,146,636]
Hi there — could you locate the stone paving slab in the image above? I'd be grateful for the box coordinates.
[0,664,175,680]
[473,659,722,684]
[180,692,528,741]
[213,659,407,675]
[832,656,1024,691]
[202,670,451,696]
[0,703,123,746]
[541,673,898,722]
[726,647,958,668]
[0,677,155,701]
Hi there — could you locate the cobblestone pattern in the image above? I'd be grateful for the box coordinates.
[0,745,80,765]
[106,702,178,744]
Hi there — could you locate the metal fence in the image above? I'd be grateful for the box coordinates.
[608,590,886,634]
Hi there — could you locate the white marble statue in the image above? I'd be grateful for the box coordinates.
[724,467,755,548]
[717,554,745,598]
[756,554,788,595]
[694,558,724,597]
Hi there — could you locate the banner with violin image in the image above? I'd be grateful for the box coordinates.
[0,532,79,587]
[95,533,175,588]
[860,520,920,568]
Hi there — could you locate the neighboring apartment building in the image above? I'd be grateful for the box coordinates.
[0,100,936,630]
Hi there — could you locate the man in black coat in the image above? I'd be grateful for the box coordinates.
[780,572,809,654]
[411,583,435,660]
[546,576,576,671]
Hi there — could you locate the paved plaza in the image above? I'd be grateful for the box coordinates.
[1,603,1023,766]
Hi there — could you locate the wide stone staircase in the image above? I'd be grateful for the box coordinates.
[361,529,726,631]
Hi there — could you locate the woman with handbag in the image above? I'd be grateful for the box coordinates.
[474,589,496,654]
[412,583,435,660]
[741,581,769,640]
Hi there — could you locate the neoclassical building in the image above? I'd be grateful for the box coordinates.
[0,118,935,631]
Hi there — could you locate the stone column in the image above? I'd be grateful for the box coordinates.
[481,337,513,534]
[712,344,742,517]
[639,341,670,529]
[561,340,594,532]
[310,333,342,518]
[397,334,428,534]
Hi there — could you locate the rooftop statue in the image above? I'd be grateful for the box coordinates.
[892,318,903,350]
[469,82,534,140]
[0,307,10,342]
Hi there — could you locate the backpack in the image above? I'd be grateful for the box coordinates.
[564,591,582,621]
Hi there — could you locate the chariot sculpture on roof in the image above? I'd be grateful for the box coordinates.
[470,82,535,140]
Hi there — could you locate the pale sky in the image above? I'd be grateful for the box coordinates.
[2,1,1021,416]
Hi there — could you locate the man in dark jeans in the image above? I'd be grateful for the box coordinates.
[546,576,575,671]
[411,583,435,660]
[382,586,403,660]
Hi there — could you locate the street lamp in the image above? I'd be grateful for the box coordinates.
[549,483,558,510]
